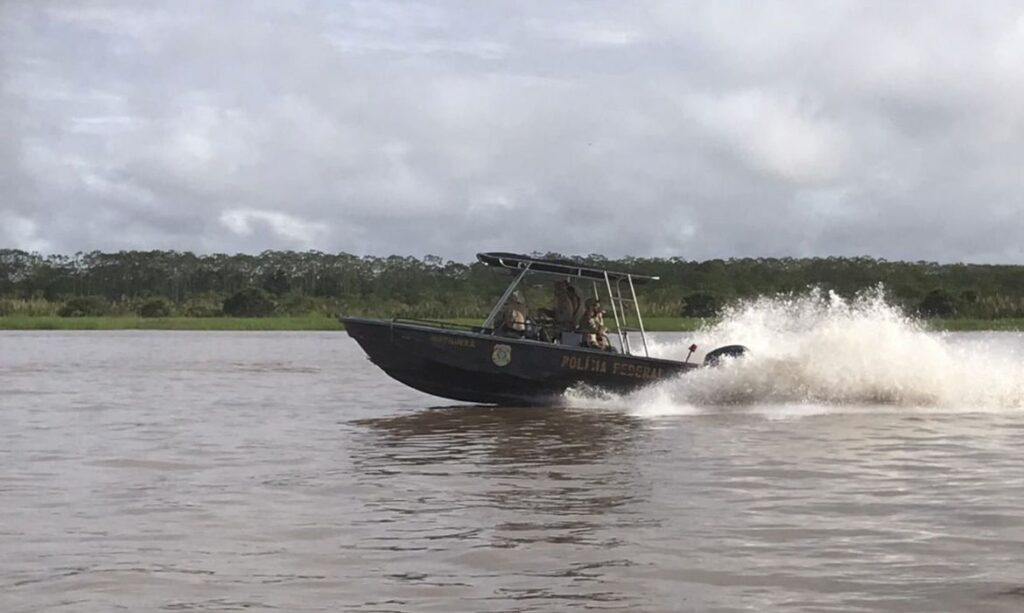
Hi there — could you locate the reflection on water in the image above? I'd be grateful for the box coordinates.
[354,405,642,465]
[348,407,656,610]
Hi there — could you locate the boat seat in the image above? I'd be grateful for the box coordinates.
[559,331,583,346]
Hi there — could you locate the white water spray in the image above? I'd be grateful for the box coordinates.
[567,288,1024,414]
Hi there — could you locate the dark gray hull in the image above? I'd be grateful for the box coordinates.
[341,316,697,405]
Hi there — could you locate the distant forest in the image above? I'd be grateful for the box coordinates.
[2,249,1024,319]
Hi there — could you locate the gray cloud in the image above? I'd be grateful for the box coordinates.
[2,0,1023,262]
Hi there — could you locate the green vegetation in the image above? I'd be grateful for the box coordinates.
[222,287,275,317]
[926,318,1024,332]
[0,316,343,331]
[56,296,109,317]
[2,315,1020,332]
[138,298,172,318]
[2,249,1024,331]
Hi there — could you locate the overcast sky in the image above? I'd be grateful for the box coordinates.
[2,1,1023,262]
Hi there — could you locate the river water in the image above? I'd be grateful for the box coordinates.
[3,323,1024,611]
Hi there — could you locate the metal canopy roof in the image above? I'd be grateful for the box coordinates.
[476,252,659,283]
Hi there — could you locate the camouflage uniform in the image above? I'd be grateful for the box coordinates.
[501,293,527,336]
[566,285,584,328]
[580,299,609,350]
[504,305,526,332]
[554,281,577,330]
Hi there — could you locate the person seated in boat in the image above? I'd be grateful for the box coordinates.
[500,292,527,338]
[580,297,611,350]
[535,281,581,342]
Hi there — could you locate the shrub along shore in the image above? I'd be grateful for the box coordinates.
[5,250,1024,322]
[5,250,1024,333]
[1,315,1021,332]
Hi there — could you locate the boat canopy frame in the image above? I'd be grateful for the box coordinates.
[477,252,655,357]
[477,252,659,284]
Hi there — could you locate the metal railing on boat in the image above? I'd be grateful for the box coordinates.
[390,318,491,334]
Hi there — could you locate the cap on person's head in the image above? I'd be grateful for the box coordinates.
[585,297,599,307]
[511,291,524,303]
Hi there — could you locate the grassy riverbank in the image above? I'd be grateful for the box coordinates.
[2,316,1023,332]
[929,318,1024,331]
[0,316,345,331]
[0,316,702,331]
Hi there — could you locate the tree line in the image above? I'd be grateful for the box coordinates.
[2,249,1023,319]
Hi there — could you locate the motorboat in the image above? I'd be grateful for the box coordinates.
[341,252,746,405]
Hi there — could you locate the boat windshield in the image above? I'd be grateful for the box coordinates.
[477,252,653,357]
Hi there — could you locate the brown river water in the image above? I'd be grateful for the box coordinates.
[2,329,1024,612]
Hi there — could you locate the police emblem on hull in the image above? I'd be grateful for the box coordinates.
[491,344,512,367]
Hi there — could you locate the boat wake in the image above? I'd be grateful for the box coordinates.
[565,288,1024,415]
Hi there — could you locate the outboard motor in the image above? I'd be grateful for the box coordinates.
[703,344,749,367]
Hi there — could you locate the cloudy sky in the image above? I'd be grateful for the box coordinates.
[2,1,1023,262]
